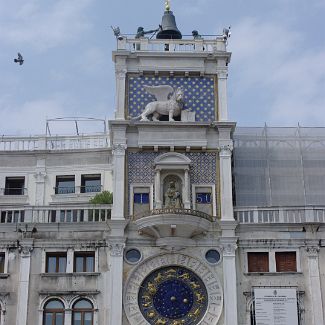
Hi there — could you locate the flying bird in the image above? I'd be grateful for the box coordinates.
[14,53,24,65]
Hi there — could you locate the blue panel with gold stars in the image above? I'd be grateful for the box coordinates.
[138,266,208,324]
[128,75,216,122]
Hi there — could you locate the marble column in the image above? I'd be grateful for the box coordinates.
[306,245,324,325]
[220,237,238,325]
[217,71,229,121]
[155,169,162,208]
[219,145,234,220]
[16,242,33,325]
[183,169,190,209]
[108,241,125,325]
[115,66,127,120]
[112,143,127,220]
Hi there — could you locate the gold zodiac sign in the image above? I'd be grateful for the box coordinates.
[178,272,190,280]
[154,272,164,283]
[147,310,156,318]
[189,308,201,319]
[142,295,152,307]
[156,318,167,325]
[196,292,205,303]
[165,268,177,278]
[190,281,200,289]
[171,320,185,325]
[147,282,157,295]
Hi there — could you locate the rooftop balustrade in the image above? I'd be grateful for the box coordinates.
[0,204,112,224]
[0,134,109,152]
[235,206,325,224]
[116,36,227,53]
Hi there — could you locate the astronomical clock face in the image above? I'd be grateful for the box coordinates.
[138,266,208,324]
[124,254,223,325]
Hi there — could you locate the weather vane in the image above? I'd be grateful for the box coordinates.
[165,0,170,11]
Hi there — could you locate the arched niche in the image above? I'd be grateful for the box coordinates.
[154,153,191,209]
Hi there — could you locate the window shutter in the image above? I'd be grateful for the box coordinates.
[248,252,269,272]
[276,252,297,272]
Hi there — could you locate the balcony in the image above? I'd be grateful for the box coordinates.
[117,36,227,53]
[235,206,325,224]
[133,208,213,245]
[0,204,112,224]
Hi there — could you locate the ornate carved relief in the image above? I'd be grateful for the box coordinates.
[109,242,125,257]
[112,143,127,156]
[306,246,320,258]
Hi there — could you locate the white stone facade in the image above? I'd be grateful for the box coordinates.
[0,21,324,325]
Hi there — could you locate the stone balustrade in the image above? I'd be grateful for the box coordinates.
[0,134,109,151]
[0,204,112,223]
[117,36,226,53]
[235,206,325,224]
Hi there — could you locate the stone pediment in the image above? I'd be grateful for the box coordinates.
[154,152,191,169]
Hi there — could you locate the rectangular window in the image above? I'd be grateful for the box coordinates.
[248,252,269,272]
[275,252,297,272]
[134,193,149,204]
[132,187,150,218]
[0,253,5,273]
[81,174,101,193]
[55,176,75,194]
[4,177,25,195]
[46,253,67,273]
[74,252,95,272]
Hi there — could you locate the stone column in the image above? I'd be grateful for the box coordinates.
[115,66,127,120]
[16,241,33,325]
[217,71,229,121]
[220,236,238,325]
[219,145,234,220]
[183,168,190,209]
[112,143,127,220]
[34,158,46,206]
[155,169,162,208]
[108,240,125,325]
[306,245,324,325]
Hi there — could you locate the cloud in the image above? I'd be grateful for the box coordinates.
[229,17,325,125]
[0,97,71,136]
[0,0,93,52]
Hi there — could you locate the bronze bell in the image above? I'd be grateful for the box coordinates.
[156,10,182,40]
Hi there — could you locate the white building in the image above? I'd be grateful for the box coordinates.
[0,5,324,325]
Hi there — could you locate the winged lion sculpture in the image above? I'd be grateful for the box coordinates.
[134,85,184,121]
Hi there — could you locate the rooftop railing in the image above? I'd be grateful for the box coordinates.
[0,204,112,224]
[0,134,109,152]
[117,36,227,53]
[235,206,325,224]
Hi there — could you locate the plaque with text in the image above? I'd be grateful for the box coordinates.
[254,288,298,325]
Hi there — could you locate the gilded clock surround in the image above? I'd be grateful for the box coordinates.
[124,253,223,325]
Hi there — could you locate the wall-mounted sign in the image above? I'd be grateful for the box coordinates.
[254,288,298,325]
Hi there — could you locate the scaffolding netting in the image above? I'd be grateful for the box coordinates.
[233,127,325,207]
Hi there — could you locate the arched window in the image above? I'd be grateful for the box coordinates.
[43,299,65,325]
[72,299,94,325]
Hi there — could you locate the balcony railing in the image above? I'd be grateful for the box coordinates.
[0,204,112,224]
[117,37,227,53]
[0,134,109,152]
[135,208,214,222]
[0,188,27,195]
[235,206,325,224]
[54,185,103,195]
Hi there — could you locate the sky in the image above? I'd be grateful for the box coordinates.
[0,0,325,135]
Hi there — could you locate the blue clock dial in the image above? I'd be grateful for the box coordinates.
[138,266,208,325]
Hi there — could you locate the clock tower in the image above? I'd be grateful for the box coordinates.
[110,3,237,324]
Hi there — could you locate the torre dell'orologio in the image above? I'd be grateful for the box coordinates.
[0,2,324,325]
